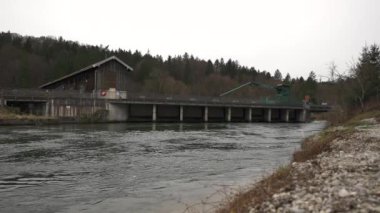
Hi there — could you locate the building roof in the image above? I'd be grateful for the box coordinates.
[39,56,133,89]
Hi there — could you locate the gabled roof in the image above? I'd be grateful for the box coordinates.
[39,56,133,89]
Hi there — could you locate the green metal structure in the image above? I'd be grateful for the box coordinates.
[219,81,299,105]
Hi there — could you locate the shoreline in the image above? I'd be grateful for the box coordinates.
[217,110,380,212]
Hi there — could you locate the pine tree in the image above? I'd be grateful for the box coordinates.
[284,73,291,84]
[205,60,214,76]
[274,69,282,81]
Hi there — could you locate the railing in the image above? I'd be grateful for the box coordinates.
[121,93,304,108]
[0,89,97,100]
[0,89,329,110]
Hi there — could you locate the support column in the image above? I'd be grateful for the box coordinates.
[152,104,157,122]
[296,109,306,122]
[298,109,307,122]
[245,108,252,122]
[265,108,272,122]
[225,107,231,122]
[179,105,183,122]
[51,99,55,117]
[92,99,96,114]
[45,101,49,117]
[204,106,208,122]
[281,109,289,122]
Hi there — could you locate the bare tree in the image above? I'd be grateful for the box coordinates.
[328,61,337,82]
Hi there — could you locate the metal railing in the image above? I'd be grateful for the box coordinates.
[0,89,333,111]
[0,89,97,100]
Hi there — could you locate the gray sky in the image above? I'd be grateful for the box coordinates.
[1,0,380,79]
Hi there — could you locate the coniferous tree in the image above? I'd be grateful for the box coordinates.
[284,73,291,84]
[205,60,214,76]
[274,69,282,81]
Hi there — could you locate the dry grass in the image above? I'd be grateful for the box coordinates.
[345,109,380,126]
[215,165,293,213]
[215,108,380,213]
[313,109,350,125]
[0,107,51,121]
[292,128,354,162]
[215,129,350,213]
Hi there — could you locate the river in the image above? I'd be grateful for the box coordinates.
[0,121,326,213]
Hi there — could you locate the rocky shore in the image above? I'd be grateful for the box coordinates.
[250,118,380,212]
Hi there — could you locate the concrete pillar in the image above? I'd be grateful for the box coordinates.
[281,109,289,122]
[297,109,307,122]
[107,103,128,121]
[152,123,156,131]
[179,105,183,122]
[225,107,231,122]
[245,108,252,122]
[204,106,208,122]
[152,104,157,122]
[45,101,49,117]
[51,99,55,117]
[265,108,272,122]
[296,109,307,122]
[0,99,5,107]
[92,99,96,114]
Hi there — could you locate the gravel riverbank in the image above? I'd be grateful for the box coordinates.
[250,119,380,212]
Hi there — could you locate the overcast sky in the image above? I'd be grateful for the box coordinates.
[1,0,380,79]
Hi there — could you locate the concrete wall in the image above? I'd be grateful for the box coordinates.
[107,103,128,121]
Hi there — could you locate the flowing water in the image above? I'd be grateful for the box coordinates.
[0,122,326,213]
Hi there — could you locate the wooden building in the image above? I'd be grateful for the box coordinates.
[40,56,133,98]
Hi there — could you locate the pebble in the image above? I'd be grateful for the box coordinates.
[338,188,350,197]
[250,118,380,212]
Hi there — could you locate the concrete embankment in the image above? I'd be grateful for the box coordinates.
[218,111,380,213]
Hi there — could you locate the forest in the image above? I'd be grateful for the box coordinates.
[0,31,379,114]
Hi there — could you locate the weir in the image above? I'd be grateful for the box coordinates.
[0,89,329,123]
[0,56,330,123]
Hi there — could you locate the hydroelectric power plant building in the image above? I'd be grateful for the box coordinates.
[0,56,329,123]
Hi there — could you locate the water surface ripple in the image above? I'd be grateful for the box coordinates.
[0,122,326,213]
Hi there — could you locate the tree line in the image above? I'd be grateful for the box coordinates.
[3,31,377,109]
[318,44,380,112]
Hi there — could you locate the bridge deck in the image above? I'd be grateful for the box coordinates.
[0,89,330,113]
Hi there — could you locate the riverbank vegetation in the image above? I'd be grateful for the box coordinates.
[0,107,40,120]
[0,107,54,125]
[216,107,380,213]
[214,42,380,210]
[214,42,380,212]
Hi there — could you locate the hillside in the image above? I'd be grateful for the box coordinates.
[0,32,320,101]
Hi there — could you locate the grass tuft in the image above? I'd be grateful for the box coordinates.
[0,107,51,121]
[216,108,380,213]
[216,165,293,213]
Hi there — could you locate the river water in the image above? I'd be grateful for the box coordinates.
[0,122,326,213]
